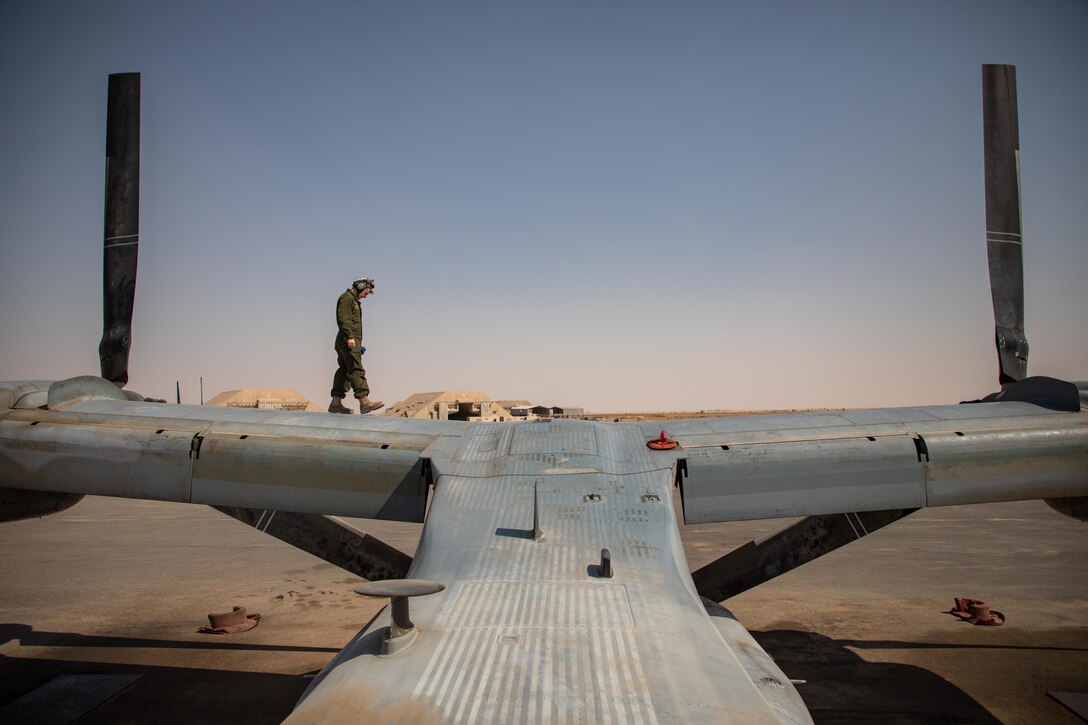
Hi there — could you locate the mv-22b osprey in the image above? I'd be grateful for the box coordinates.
[1,66,1085,723]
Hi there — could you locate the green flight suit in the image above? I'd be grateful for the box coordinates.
[330,289,370,399]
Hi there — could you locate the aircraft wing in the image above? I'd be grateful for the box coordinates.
[647,392,1088,524]
[4,376,1085,527]
[0,377,466,523]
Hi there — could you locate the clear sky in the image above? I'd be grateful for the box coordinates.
[1,1,1085,412]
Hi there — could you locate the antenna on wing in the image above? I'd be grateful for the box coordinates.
[982,64,1028,387]
[98,72,141,388]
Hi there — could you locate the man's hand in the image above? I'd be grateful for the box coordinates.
[347,338,355,349]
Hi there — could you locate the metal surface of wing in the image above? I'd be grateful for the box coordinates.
[659,400,1087,525]
[0,377,463,523]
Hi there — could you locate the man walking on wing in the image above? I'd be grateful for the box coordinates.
[329,277,384,414]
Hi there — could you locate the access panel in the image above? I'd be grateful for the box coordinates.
[680,434,924,523]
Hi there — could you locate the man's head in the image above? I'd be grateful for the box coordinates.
[351,277,375,299]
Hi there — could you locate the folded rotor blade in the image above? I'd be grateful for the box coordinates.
[99,72,140,386]
[213,507,413,582]
[982,64,1027,385]
[692,508,917,602]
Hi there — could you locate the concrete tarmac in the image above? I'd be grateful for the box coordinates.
[1,495,1085,723]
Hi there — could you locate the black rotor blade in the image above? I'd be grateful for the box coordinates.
[213,507,413,582]
[99,72,141,386]
[692,508,917,602]
[982,64,1027,385]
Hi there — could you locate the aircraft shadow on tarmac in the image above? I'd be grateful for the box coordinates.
[0,654,308,725]
[0,623,329,724]
[838,635,1088,654]
[0,623,339,654]
[0,621,1035,723]
[753,629,1004,724]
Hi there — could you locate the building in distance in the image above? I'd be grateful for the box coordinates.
[383,392,583,422]
[205,389,322,412]
[204,389,582,421]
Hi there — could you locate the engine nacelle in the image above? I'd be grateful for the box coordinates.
[0,487,84,523]
[1045,496,1088,522]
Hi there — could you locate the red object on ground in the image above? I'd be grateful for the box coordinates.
[199,606,261,634]
[950,597,1005,626]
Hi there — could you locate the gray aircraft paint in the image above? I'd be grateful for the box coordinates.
[288,420,811,723]
[2,377,1086,720]
[2,377,1083,520]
